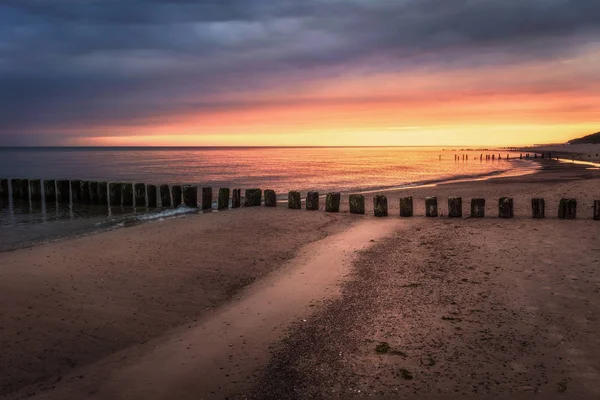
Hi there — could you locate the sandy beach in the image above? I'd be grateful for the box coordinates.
[1,158,600,399]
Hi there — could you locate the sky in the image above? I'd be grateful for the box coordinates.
[1,0,599,147]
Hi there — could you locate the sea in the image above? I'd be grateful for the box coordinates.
[0,147,539,251]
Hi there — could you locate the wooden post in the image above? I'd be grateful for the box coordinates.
[0,178,8,199]
[594,200,600,221]
[373,195,388,217]
[265,189,277,207]
[498,197,514,218]
[172,185,182,206]
[89,181,99,204]
[244,189,262,206]
[532,198,545,219]
[218,188,230,210]
[448,197,462,218]
[11,179,21,199]
[43,180,56,202]
[30,179,42,201]
[232,189,241,208]
[81,181,91,204]
[109,183,122,206]
[425,197,438,217]
[147,185,157,207]
[160,185,172,207]
[134,183,146,207]
[470,198,485,218]
[57,180,70,203]
[399,196,413,217]
[122,183,134,207]
[202,187,213,210]
[71,180,82,203]
[326,192,341,212]
[288,191,301,209]
[19,179,30,200]
[349,194,365,214]
[558,198,576,219]
[306,191,319,210]
[182,185,198,208]
[98,182,108,205]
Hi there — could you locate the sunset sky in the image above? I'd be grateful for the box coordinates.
[1,0,599,147]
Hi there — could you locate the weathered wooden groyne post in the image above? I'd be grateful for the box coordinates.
[373,195,388,217]
[202,187,213,210]
[89,181,99,204]
[0,178,8,199]
[172,185,182,206]
[232,189,241,208]
[182,185,198,208]
[532,198,545,219]
[594,200,600,220]
[288,191,301,209]
[498,197,514,218]
[147,184,157,207]
[306,191,319,210]
[448,197,462,218]
[57,180,70,203]
[400,196,413,217]
[82,181,92,204]
[264,189,277,207]
[349,194,365,214]
[134,183,146,207]
[109,183,122,206]
[218,188,230,210]
[470,198,485,218]
[326,192,340,212]
[30,179,42,201]
[98,182,108,205]
[71,180,82,203]
[160,185,172,207]
[244,189,262,207]
[122,183,134,206]
[558,198,576,219]
[425,196,438,217]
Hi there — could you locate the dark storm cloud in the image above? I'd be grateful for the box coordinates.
[1,0,599,143]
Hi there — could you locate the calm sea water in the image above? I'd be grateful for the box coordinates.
[0,147,537,251]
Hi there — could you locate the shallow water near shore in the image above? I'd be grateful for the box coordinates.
[0,146,538,251]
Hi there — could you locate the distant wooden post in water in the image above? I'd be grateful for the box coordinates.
[232,189,241,208]
[122,183,134,207]
[448,197,462,218]
[57,180,70,203]
[147,184,157,207]
[349,194,365,214]
[71,180,82,203]
[373,195,388,217]
[30,179,42,201]
[288,191,301,209]
[558,198,576,219]
[594,200,600,221]
[98,182,108,205]
[218,188,230,210]
[0,179,8,199]
[470,198,485,218]
[265,190,277,207]
[81,181,91,204]
[306,191,319,210]
[425,197,438,217]
[134,183,146,207]
[400,196,413,217]
[182,185,198,208]
[498,197,514,218]
[160,185,172,207]
[531,198,545,219]
[202,187,213,210]
[244,189,262,207]
[89,181,99,204]
[172,185,182,206]
[109,183,122,206]
[326,192,341,212]
[44,180,56,202]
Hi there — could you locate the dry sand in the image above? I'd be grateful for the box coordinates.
[1,158,600,399]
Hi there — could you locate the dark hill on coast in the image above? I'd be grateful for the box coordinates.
[569,132,600,144]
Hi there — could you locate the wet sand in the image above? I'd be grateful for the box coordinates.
[2,159,600,399]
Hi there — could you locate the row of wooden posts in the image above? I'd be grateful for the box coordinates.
[1,178,598,220]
